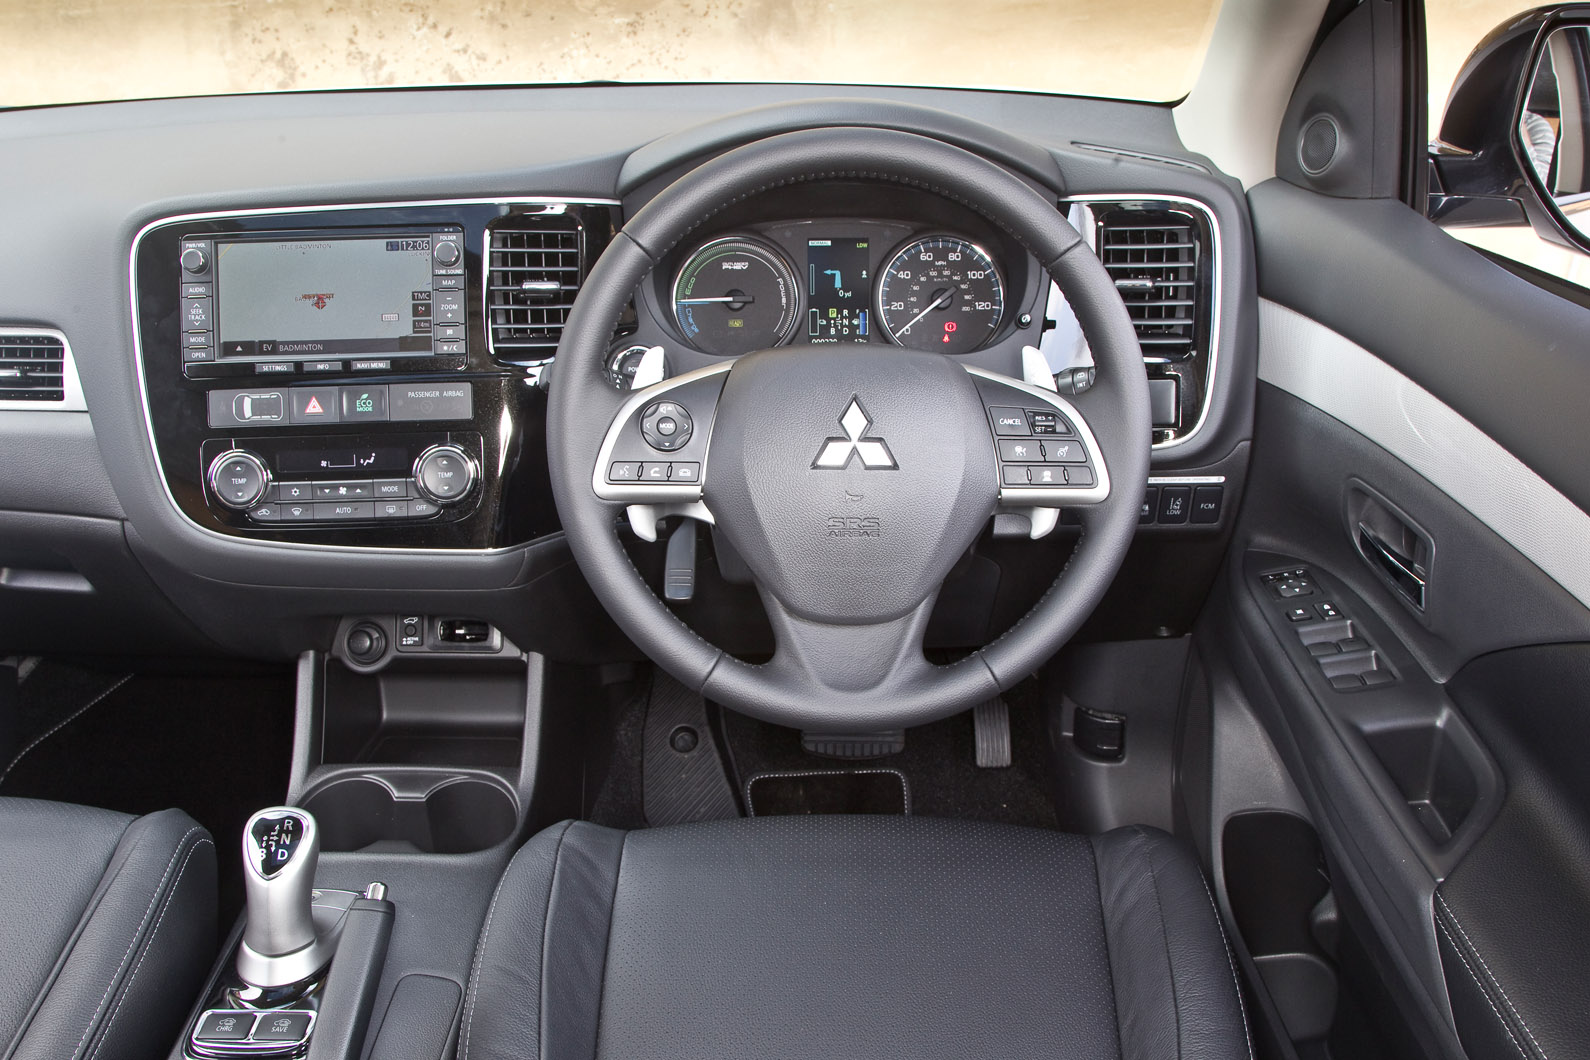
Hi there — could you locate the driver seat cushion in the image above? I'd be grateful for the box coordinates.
[461,816,1251,1060]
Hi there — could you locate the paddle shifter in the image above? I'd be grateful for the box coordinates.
[236,807,344,990]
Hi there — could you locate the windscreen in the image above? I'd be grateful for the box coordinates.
[0,0,1222,107]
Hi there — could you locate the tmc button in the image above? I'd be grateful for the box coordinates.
[207,450,270,511]
[413,444,478,506]
[640,400,693,452]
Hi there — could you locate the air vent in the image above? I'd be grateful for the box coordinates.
[1097,209,1204,362]
[0,333,67,402]
[486,218,583,366]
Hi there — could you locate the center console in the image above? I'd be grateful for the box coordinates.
[132,199,618,548]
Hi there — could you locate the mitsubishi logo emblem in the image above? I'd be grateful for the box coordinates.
[812,397,897,470]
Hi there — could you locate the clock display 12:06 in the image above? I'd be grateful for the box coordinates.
[877,236,1004,354]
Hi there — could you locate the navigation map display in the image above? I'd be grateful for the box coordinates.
[215,235,438,359]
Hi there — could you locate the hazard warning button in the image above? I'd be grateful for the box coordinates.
[288,388,341,425]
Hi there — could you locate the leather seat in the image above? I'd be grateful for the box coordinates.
[461,816,1251,1060]
[0,797,216,1060]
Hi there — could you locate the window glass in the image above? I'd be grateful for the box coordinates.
[0,0,1221,108]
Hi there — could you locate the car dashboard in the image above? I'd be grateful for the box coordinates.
[0,83,1256,661]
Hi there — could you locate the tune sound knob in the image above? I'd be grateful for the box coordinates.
[207,450,270,510]
[412,444,478,506]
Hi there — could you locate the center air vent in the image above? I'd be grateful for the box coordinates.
[0,333,67,402]
[1096,208,1206,363]
[486,217,583,366]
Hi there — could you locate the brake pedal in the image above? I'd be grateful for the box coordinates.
[973,698,1012,768]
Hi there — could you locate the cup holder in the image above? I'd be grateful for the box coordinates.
[300,772,518,854]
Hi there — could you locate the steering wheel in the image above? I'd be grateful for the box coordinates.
[548,127,1149,732]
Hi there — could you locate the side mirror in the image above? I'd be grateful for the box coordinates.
[1430,4,1590,253]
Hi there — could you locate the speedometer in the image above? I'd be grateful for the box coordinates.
[877,236,1004,354]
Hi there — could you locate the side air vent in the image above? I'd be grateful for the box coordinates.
[1096,208,1207,363]
[0,332,68,403]
[486,217,584,366]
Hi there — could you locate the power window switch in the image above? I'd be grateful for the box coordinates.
[1329,674,1364,692]
[1285,605,1312,622]
[1317,601,1341,620]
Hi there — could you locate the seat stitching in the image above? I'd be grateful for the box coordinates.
[589,830,629,1057]
[0,674,132,786]
[69,824,203,1060]
[461,821,572,1060]
[1436,895,1548,1060]
[1129,826,1184,1060]
[1195,871,1255,1060]
[90,836,211,1060]
[1435,912,1530,1060]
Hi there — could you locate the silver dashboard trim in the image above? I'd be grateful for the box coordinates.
[1063,194,1224,453]
[0,326,87,413]
[129,198,616,556]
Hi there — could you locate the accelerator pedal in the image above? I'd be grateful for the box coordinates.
[973,697,1012,768]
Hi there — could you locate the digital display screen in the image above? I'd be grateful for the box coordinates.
[215,236,437,359]
[806,238,870,343]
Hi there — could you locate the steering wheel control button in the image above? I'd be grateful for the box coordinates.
[1066,466,1095,487]
[641,400,693,451]
[1001,466,1032,487]
[671,462,700,483]
[195,1011,255,1043]
[640,463,670,481]
[1029,466,1064,487]
[609,462,640,482]
[1157,486,1191,524]
[413,445,477,505]
[1041,439,1086,463]
[208,451,270,510]
[997,439,1042,462]
[1027,409,1071,435]
[990,407,1030,435]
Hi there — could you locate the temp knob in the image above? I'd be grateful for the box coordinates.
[433,240,461,267]
[208,450,270,510]
[413,444,478,505]
[180,246,208,273]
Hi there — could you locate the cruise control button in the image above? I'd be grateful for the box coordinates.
[997,439,1042,462]
[1026,410,1066,435]
[195,1012,255,1042]
[1066,465,1095,487]
[989,407,1030,436]
[1041,439,1086,463]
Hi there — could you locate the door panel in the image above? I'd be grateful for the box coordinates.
[1210,183,1590,1060]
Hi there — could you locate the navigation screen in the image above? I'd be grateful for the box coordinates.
[807,238,870,343]
[215,236,437,359]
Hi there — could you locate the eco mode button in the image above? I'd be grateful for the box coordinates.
[339,385,389,422]
[390,383,473,422]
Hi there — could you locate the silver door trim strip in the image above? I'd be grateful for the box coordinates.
[1258,298,1590,610]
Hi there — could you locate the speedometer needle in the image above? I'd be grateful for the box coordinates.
[896,289,953,334]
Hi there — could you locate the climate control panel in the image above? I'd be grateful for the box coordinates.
[200,433,482,527]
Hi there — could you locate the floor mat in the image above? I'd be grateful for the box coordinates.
[721,679,1060,828]
[746,768,909,816]
[0,662,296,922]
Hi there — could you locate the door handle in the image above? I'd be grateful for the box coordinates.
[1358,524,1427,610]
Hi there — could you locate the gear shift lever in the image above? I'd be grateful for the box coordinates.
[236,807,343,990]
